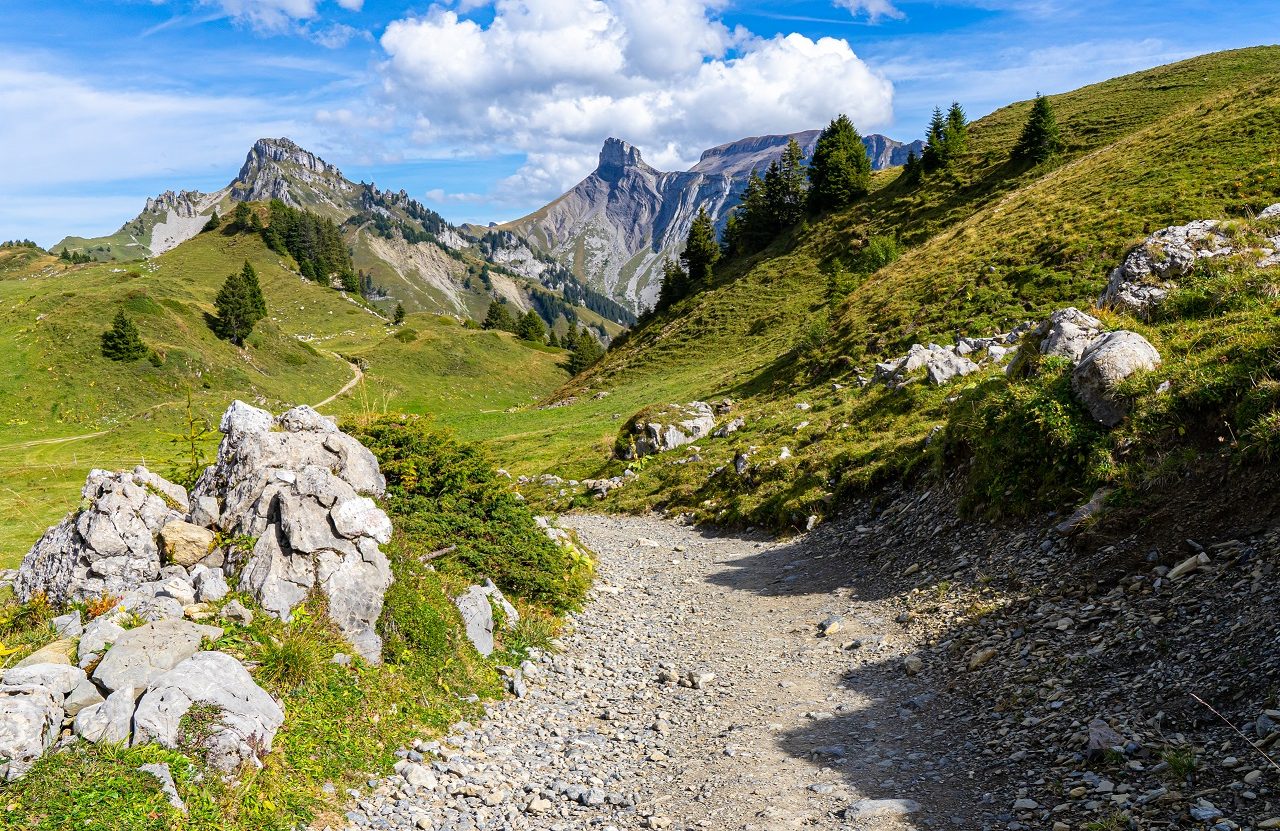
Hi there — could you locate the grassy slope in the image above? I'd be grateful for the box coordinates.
[0,230,569,567]
[470,46,1280,528]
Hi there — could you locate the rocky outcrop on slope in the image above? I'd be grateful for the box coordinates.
[617,402,717,459]
[873,324,1033,387]
[231,138,354,211]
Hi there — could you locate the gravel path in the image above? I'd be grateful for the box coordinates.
[339,514,969,831]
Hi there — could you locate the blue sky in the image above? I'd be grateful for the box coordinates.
[1,0,1277,246]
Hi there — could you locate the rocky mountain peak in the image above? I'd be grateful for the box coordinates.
[240,137,342,180]
[232,136,352,209]
[596,138,652,182]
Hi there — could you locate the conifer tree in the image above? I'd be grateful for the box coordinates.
[232,202,253,232]
[101,311,149,361]
[680,208,720,288]
[655,258,690,312]
[944,102,969,156]
[901,149,922,184]
[1013,93,1063,163]
[393,302,406,325]
[212,265,266,345]
[807,114,872,213]
[202,210,220,233]
[566,328,605,375]
[483,300,516,332]
[517,310,547,343]
[921,107,948,171]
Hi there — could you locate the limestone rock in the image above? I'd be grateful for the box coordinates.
[2,664,85,699]
[14,639,75,668]
[453,582,518,657]
[63,677,105,717]
[1100,219,1233,316]
[16,467,188,605]
[0,685,62,780]
[1071,331,1162,426]
[191,566,229,603]
[92,619,224,694]
[132,651,284,773]
[1036,307,1105,364]
[73,686,140,744]
[189,403,391,662]
[159,521,215,568]
[620,402,716,459]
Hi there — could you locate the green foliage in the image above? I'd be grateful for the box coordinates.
[681,207,721,289]
[807,114,872,212]
[482,300,516,332]
[164,391,218,491]
[726,138,808,256]
[566,327,605,375]
[1013,93,1064,163]
[100,311,149,362]
[202,210,221,233]
[347,415,592,610]
[212,261,267,345]
[942,357,1109,515]
[393,302,406,325]
[516,309,547,343]
[59,248,93,264]
[232,202,253,232]
[655,258,690,313]
[392,326,418,344]
[262,200,356,290]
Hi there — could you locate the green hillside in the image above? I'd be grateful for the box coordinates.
[475,46,1280,530]
[0,224,569,566]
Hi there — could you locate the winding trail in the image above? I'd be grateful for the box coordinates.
[0,431,110,452]
[316,358,364,410]
[341,514,966,831]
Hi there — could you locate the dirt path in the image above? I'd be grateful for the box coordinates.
[316,358,363,410]
[0,431,110,452]
[342,514,967,831]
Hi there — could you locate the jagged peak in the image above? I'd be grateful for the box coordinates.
[238,137,344,182]
[596,137,653,182]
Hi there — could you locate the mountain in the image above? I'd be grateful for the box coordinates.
[496,130,922,312]
[51,139,634,333]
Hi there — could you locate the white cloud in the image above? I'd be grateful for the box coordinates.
[377,0,893,200]
[834,0,905,21]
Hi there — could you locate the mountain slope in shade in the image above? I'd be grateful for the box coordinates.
[498,130,922,312]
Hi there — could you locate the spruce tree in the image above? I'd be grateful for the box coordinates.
[212,266,266,345]
[921,107,948,171]
[547,330,560,349]
[807,114,872,213]
[232,202,252,232]
[567,328,604,375]
[101,311,149,361]
[681,208,720,288]
[655,258,690,312]
[202,210,220,233]
[483,300,516,332]
[944,102,969,156]
[517,310,547,343]
[1013,93,1063,163]
[393,302,406,325]
[901,149,922,184]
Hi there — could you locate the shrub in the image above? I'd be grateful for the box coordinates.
[346,415,592,610]
[393,327,418,344]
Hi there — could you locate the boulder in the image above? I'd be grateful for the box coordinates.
[2,664,85,699]
[0,685,62,780]
[158,521,215,568]
[14,639,75,668]
[1100,219,1233,316]
[73,686,140,744]
[191,567,229,603]
[1036,307,1105,364]
[452,581,518,657]
[132,652,284,773]
[92,619,224,694]
[924,350,980,385]
[1072,331,1162,426]
[52,611,83,639]
[874,343,980,387]
[712,417,745,439]
[79,617,126,668]
[189,403,392,663]
[16,467,188,605]
[63,677,105,717]
[620,402,715,459]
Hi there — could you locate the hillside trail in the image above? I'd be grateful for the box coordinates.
[340,514,969,831]
[0,430,111,452]
[316,357,364,410]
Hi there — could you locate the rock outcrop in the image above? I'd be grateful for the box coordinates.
[874,325,1032,388]
[17,467,189,605]
[0,685,63,781]
[190,402,392,662]
[453,580,520,657]
[1036,307,1106,363]
[1071,331,1162,426]
[619,402,716,459]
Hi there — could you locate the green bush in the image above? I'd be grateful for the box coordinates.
[347,415,592,610]
[393,327,418,343]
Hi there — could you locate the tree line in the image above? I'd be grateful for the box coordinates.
[482,299,605,373]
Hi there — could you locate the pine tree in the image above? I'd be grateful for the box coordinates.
[944,102,969,156]
[393,302,406,325]
[232,202,253,232]
[212,266,266,345]
[807,114,872,213]
[770,139,808,228]
[239,261,267,319]
[100,311,149,361]
[901,149,922,185]
[202,210,221,233]
[680,208,720,288]
[655,258,690,312]
[517,310,547,343]
[59,248,71,261]
[1012,93,1063,163]
[483,300,516,332]
[921,107,948,171]
[566,328,605,375]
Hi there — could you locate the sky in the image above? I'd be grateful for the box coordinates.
[1,1,1278,247]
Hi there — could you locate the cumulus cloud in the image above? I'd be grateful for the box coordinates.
[377,0,893,201]
[834,0,906,22]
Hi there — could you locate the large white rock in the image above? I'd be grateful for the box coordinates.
[132,652,284,773]
[189,403,392,663]
[2,663,85,699]
[92,619,224,694]
[1100,219,1233,316]
[452,581,518,657]
[1072,331,1162,426]
[16,467,188,604]
[73,686,140,744]
[622,402,715,458]
[1037,307,1105,363]
[0,685,62,780]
